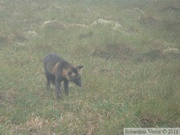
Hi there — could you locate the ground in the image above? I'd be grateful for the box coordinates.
[0,0,180,134]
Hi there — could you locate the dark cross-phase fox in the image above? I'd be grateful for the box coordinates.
[43,53,83,99]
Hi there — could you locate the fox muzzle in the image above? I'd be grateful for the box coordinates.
[71,77,82,87]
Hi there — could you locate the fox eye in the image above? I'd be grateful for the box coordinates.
[68,71,73,76]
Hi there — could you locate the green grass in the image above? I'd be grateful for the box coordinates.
[0,0,180,134]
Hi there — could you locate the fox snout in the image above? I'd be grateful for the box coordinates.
[72,77,82,87]
[78,83,82,87]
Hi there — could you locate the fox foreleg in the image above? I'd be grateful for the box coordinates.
[64,80,69,96]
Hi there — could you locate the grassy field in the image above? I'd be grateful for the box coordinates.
[0,0,180,134]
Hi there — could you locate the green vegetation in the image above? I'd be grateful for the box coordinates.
[0,0,179,134]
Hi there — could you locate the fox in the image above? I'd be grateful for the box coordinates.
[43,53,83,99]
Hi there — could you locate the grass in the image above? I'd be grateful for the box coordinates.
[0,0,180,134]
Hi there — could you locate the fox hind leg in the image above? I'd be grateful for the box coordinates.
[45,73,54,91]
[46,76,50,91]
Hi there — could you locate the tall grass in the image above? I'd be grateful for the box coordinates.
[0,0,179,134]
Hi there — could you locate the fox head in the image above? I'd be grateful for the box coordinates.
[62,65,84,87]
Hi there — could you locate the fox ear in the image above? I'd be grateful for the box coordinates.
[76,65,84,69]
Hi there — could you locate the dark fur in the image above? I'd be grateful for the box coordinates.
[43,53,83,99]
